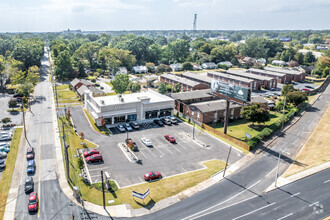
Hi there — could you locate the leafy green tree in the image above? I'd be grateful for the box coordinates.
[239,38,283,59]
[314,56,330,77]
[8,99,18,109]
[129,82,141,93]
[147,44,162,64]
[12,39,44,70]
[78,155,84,170]
[217,64,229,70]
[242,103,270,125]
[158,83,166,94]
[182,62,193,71]
[146,63,156,73]
[0,56,6,94]
[280,48,296,62]
[166,84,172,92]
[275,100,290,112]
[1,117,11,124]
[294,52,304,64]
[111,74,129,94]
[74,42,100,69]
[281,84,295,96]
[98,47,136,73]
[303,51,316,64]
[286,91,307,106]
[211,43,237,63]
[156,64,168,73]
[78,61,87,77]
[163,39,190,63]
[174,83,181,92]
[15,83,34,97]
[54,50,73,79]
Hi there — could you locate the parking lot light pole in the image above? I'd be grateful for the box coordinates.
[101,170,106,209]
[193,121,195,140]
[281,95,287,130]
[275,150,290,187]
[223,146,232,177]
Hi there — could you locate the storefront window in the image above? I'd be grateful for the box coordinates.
[159,109,172,117]
[114,115,125,123]
[105,117,112,124]
[128,114,137,121]
[145,110,159,119]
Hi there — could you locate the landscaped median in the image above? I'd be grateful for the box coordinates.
[58,115,226,209]
[0,128,22,220]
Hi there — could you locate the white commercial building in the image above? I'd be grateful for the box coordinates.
[84,89,174,126]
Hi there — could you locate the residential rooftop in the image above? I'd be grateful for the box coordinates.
[190,99,241,113]
[181,72,213,84]
[264,67,303,75]
[226,70,274,81]
[169,89,214,101]
[248,68,287,77]
[207,71,254,83]
[161,73,201,87]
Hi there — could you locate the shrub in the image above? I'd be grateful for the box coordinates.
[78,155,84,170]
[1,117,11,124]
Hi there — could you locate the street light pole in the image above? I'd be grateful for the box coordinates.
[281,95,286,130]
[193,121,195,140]
[223,146,232,177]
[21,104,27,140]
[274,151,282,187]
[101,170,106,209]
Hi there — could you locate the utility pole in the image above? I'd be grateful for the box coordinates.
[192,121,195,140]
[101,170,106,209]
[223,146,232,177]
[281,96,287,130]
[224,97,230,134]
[21,104,27,140]
[62,122,70,181]
[274,151,282,187]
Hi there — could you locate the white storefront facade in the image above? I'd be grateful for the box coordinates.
[84,89,174,126]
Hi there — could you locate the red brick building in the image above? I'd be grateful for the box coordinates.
[248,68,292,84]
[160,73,210,92]
[264,67,306,82]
[226,70,277,89]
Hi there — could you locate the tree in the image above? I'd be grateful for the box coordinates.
[78,61,87,77]
[130,83,141,93]
[15,83,34,97]
[74,42,100,68]
[54,50,73,79]
[0,56,6,94]
[110,74,129,94]
[217,64,229,70]
[315,56,330,77]
[158,83,166,94]
[79,132,85,140]
[303,51,316,64]
[166,84,173,92]
[242,104,270,125]
[294,52,304,64]
[78,155,84,169]
[156,64,168,73]
[286,91,307,106]
[275,100,290,112]
[182,62,193,71]
[281,84,295,96]
[174,83,181,92]
[146,63,156,73]
[98,47,136,73]
[12,39,44,70]
[163,39,190,63]
[239,38,283,59]
[147,44,162,64]
[8,99,17,109]
[1,117,11,124]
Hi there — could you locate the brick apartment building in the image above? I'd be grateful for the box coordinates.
[247,68,292,84]
[264,67,306,82]
[226,70,277,89]
[160,73,210,92]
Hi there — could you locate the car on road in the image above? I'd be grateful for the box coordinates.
[28,192,38,212]
[86,154,103,164]
[129,121,140,129]
[26,147,34,160]
[27,160,36,174]
[0,159,5,170]
[305,85,314,89]
[161,117,171,125]
[124,123,133,131]
[164,135,176,143]
[125,138,138,151]
[0,146,10,153]
[83,149,99,158]
[25,176,34,193]
[153,119,164,126]
[0,152,7,159]
[170,116,177,124]
[116,124,126,132]
[141,138,152,147]
[144,171,162,181]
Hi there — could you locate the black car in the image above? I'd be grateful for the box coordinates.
[305,85,314,89]
[25,176,34,193]
[153,119,164,126]
[129,121,140,129]
[0,159,5,170]
[125,138,139,151]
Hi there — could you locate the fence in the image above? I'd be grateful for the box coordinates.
[202,123,250,151]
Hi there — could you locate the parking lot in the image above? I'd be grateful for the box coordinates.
[0,94,24,126]
[0,127,15,178]
[70,107,244,187]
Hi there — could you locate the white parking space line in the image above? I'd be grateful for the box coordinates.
[181,167,187,172]
[157,144,174,154]
[140,141,158,158]
[179,140,198,150]
[324,179,330,183]
[176,142,188,150]
[153,145,166,157]
[309,201,320,207]
[138,177,144,183]
[169,143,182,153]
[137,149,149,159]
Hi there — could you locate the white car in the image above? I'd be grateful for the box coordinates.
[141,138,152,147]
[116,125,125,132]
[0,152,7,159]
[0,134,11,141]
[0,143,9,148]
[0,131,12,137]
[170,116,177,124]
[124,123,133,131]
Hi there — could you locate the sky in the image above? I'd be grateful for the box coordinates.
[0,0,329,32]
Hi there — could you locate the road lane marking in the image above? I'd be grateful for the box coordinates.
[188,195,259,220]
[180,180,261,220]
[324,179,330,183]
[266,167,277,177]
[290,192,300,197]
[38,136,41,218]
[232,202,276,220]
[277,213,293,220]
[309,201,320,207]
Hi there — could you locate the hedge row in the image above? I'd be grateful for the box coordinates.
[247,108,298,149]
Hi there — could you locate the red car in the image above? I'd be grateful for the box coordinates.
[26,147,34,160]
[164,135,176,143]
[83,149,99,158]
[86,154,103,164]
[144,171,162,181]
[28,192,38,212]
[302,88,310,92]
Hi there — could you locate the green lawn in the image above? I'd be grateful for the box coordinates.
[0,128,23,220]
[210,111,282,142]
[58,116,225,209]
[55,84,82,105]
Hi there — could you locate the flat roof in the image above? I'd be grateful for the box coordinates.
[190,99,241,113]
[248,68,287,77]
[181,72,213,84]
[207,71,254,83]
[226,70,274,81]
[92,89,174,106]
[170,89,214,101]
[161,73,200,87]
[264,67,303,75]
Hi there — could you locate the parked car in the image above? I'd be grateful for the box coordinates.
[28,192,38,212]
[27,160,36,174]
[0,131,12,137]
[125,138,138,151]
[0,134,11,141]
[124,123,133,131]
[0,152,7,159]
[305,86,314,89]
[25,176,34,193]
[116,124,125,132]
[129,121,140,129]
[141,138,152,147]
[83,149,99,158]
[144,171,162,181]
[164,135,176,143]
[0,159,5,170]
[153,119,164,126]
[100,86,104,90]
[26,147,34,160]
[170,116,177,124]
[86,154,103,164]
[161,117,171,125]
[0,146,10,153]
[0,143,9,148]
[302,88,310,92]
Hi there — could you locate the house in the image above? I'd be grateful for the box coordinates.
[77,85,89,100]
[242,57,256,65]
[218,61,233,68]
[257,58,267,65]
[116,67,128,75]
[192,64,202,70]
[70,78,94,91]
[138,78,148,88]
[170,63,182,72]
[131,66,148,74]
[278,37,292,42]
[143,74,159,87]
[151,80,161,88]
[89,87,105,97]
[272,60,287,66]
[201,62,217,69]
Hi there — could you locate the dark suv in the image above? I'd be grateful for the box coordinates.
[25,176,34,193]
[153,119,164,126]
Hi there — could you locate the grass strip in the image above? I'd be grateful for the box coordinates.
[0,128,23,220]
[83,110,111,135]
